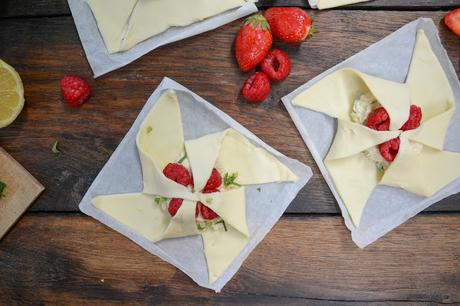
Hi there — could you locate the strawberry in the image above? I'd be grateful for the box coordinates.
[163,163,192,186]
[241,72,271,103]
[235,14,272,72]
[202,168,222,192]
[260,49,291,82]
[196,202,219,220]
[264,7,313,43]
[60,75,91,107]
[445,8,460,37]
[168,198,183,217]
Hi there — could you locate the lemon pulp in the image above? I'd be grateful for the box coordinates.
[0,59,24,128]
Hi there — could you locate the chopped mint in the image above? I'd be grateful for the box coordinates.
[51,141,61,154]
[197,222,206,231]
[257,187,261,192]
[146,126,153,134]
[154,196,168,205]
[223,172,241,187]
[206,198,213,204]
[178,152,187,164]
[0,181,6,198]
[196,219,227,232]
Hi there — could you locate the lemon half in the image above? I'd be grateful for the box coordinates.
[0,59,24,128]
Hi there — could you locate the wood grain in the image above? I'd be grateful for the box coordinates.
[0,11,459,213]
[0,147,44,239]
[0,214,459,304]
[1,0,460,18]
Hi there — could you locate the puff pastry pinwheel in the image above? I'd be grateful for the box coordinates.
[293,30,460,227]
[92,90,297,283]
[85,0,247,53]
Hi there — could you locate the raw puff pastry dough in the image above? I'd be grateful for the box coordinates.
[85,0,246,53]
[93,89,297,284]
[293,30,460,226]
[310,0,371,9]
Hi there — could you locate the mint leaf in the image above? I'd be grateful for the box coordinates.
[223,172,241,187]
[51,141,61,154]
[0,181,6,198]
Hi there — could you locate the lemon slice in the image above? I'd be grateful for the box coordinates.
[0,59,24,128]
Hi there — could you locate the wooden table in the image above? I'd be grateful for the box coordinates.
[1,0,460,304]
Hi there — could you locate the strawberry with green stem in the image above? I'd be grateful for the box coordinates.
[235,14,273,72]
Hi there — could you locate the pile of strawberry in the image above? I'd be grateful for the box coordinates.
[235,8,313,103]
[365,105,422,162]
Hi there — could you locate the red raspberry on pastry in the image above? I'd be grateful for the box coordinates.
[400,105,422,131]
[379,137,400,162]
[366,107,390,131]
[260,49,291,82]
[366,105,422,163]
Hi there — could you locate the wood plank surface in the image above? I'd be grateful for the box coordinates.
[0,214,459,304]
[0,11,459,213]
[1,0,460,18]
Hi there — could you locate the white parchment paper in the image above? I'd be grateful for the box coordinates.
[282,18,460,248]
[67,0,258,77]
[79,77,312,292]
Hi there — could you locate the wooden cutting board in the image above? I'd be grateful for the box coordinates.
[0,147,44,240]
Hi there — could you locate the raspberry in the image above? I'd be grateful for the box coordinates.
[163,163,192,186]
[241,71,271,103]
[202,168,222,193]
[260,49,291,82]
[400,105,422,131]
[60,75,91,107]
[379,137,400,162]
[196,202,219,220]
[366,107,390,131]
[168,198,183,217]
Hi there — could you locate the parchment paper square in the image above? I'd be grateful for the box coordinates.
[282,18,460,248]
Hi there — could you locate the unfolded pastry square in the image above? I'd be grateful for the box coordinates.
[85,0,248,53]
[308,0,371,9]
[292,29,460,228]
[82,85,309,289]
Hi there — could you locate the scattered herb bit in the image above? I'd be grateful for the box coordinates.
[206,198,213,204]
[216,220,228,232]
[178,152,187,164]
[197,222,206,231]
[0,181,6,198]
[154,196,168,205]
[146,126,153,134]
[51,141,61,154]
[223,172,241,187]
[257,187,261,192]
[197,219,228,232]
